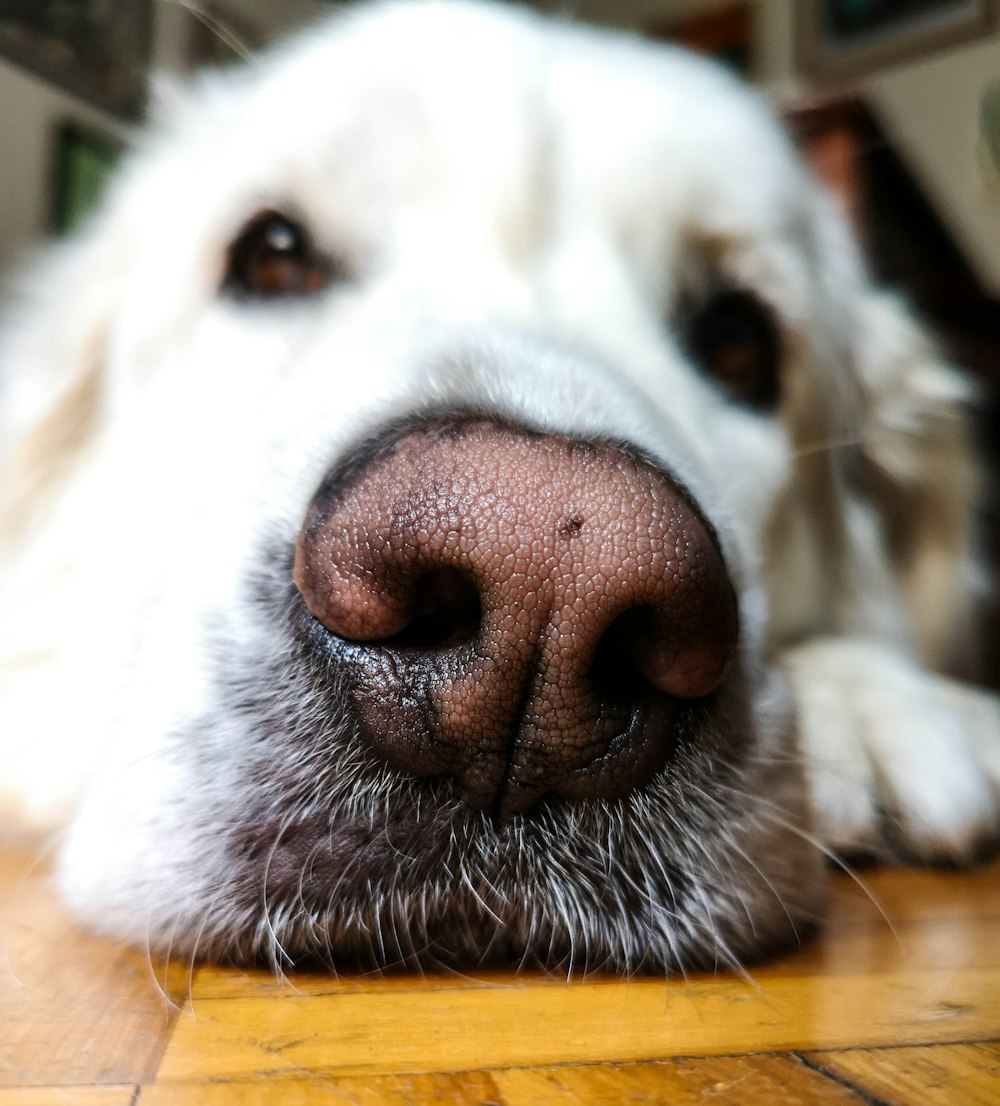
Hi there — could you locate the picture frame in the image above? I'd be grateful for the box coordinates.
[798,0,997,81]
[0,0,152,119]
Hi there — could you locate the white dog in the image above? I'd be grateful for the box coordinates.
[1,0,998,973]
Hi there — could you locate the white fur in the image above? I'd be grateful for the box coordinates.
[0,0,997,970]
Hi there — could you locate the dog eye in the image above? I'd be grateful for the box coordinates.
[223,211,333,299]
[684,289,781,409]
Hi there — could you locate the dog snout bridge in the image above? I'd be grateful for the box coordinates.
[294,417,737,817]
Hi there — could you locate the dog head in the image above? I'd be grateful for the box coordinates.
[0,0,976,972]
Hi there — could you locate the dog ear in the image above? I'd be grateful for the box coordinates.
[0,211,135,550]
[772,175,982,678]
[849,287,982,675]
[781,103,982,674]
[0,201,140,836]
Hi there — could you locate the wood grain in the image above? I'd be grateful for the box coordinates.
[157,965,1000,1080]
[0,850,185,1088]
[139,1072,504,1106]
[494,1057,866,1104]
[0,1090,136,1105]
[139,1057,867,1104]
[807,1043,1000,1106]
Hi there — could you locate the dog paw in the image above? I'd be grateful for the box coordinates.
[783,638,1000,863]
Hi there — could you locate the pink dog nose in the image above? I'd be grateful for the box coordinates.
[294,419,737,816]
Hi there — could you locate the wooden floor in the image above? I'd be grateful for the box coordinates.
[1,848,998,1104]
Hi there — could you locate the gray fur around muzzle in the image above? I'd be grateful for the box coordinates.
[156,414,823,973]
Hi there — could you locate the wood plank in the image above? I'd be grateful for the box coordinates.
[157,966,1000,1080]
[0,1089,136,1105]
[494,1056,864,1104]
[138,1057,863,1104]
[757,915,1000,977]
[189,964,556,1000]
[0,850,186,1088]
[807,1043,1000,1106]
[826,859,1000,925]
[139,1071,501,1105]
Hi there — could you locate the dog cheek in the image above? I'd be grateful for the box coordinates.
[55,746,220,946]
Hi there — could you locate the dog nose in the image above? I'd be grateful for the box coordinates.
[294,418,737,817]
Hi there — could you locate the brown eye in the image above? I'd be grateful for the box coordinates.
[685,289,781,409]
[223,210,334,299]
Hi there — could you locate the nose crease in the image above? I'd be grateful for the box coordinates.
[294,417,738,815]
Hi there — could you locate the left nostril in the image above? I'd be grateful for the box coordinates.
[384,567,482,649]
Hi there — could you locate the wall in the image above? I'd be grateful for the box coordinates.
[0,64,124,273]
[864,37,1000,294]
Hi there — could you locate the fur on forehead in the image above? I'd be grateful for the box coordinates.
[129,0,818,285]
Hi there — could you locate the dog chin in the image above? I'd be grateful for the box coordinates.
[57,615,822,973]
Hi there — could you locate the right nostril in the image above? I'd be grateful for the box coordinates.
[385,567,482,650]
[590,607,662,707]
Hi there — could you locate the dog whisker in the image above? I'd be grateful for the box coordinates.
[156,0,255,61]
[717,782,900,948]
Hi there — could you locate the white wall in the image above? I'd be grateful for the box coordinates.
[752,1,1000,294]
[0,63,124,273]
[865,38,1000,294]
